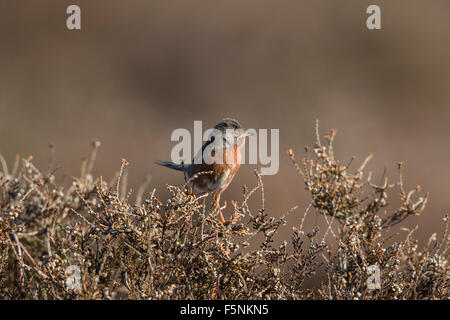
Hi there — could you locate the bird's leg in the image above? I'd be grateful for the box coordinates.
[214,193,230,225]
[214,197,226,224]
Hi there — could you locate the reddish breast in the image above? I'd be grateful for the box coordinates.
[189,145,241,193]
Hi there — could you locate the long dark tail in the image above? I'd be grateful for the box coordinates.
[155,160,185,171]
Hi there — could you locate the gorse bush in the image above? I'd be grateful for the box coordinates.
[0,123,448,299]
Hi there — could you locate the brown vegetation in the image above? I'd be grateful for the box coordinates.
[0,124,448,299]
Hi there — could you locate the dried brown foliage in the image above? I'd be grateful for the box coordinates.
[0,123,448,300]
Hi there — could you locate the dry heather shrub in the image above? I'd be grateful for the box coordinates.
[0,123,448,300]
[287,121,448,299]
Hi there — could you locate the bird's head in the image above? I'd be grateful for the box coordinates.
[213,118,252,147]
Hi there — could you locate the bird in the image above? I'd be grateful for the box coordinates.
[156,118,250,224]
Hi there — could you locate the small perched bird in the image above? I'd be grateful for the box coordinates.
[156,118,250,224]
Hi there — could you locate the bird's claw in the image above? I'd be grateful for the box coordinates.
[220,200,227,211]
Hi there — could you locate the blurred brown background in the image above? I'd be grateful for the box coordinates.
[1,1,449,252]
